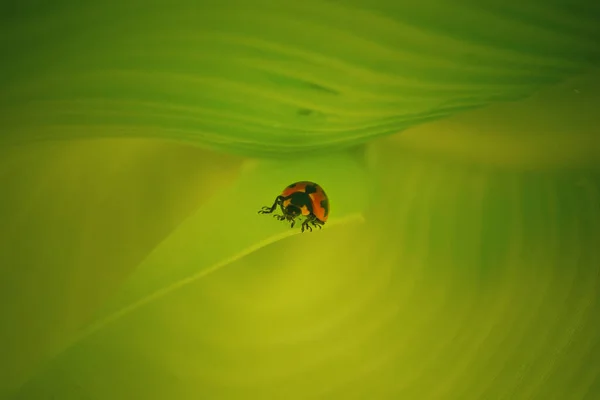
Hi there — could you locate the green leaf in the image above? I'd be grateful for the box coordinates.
[6,150,369,399]
[70,151,369,343]
[0,138,244,398]
[2,0,599,157]
[3,2,600,399]
[9,69,600,400]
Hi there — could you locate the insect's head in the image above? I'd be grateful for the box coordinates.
[283,204,301,219]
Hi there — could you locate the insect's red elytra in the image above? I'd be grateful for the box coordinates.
[258,181,330,232]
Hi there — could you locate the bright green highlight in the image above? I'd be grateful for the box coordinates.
[74,152,369,347]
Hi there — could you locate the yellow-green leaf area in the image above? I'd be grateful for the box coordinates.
[2,2,600,400]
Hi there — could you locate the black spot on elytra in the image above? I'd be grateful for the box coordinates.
[304,184,317,194]
[287,183,297,189]
[320,199,329,217]
[289,191,314,214]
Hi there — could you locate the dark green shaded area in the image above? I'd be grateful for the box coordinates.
[1,1,599,156]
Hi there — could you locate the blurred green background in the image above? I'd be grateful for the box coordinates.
[1,1,600,399]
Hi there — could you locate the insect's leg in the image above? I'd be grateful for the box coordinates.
[258,196,284,214]
[301,220,313,232]
[307,215,322,230]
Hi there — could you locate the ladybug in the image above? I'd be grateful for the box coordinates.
[258,181,330,232]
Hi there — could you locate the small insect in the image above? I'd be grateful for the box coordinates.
[258,181,330,232]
